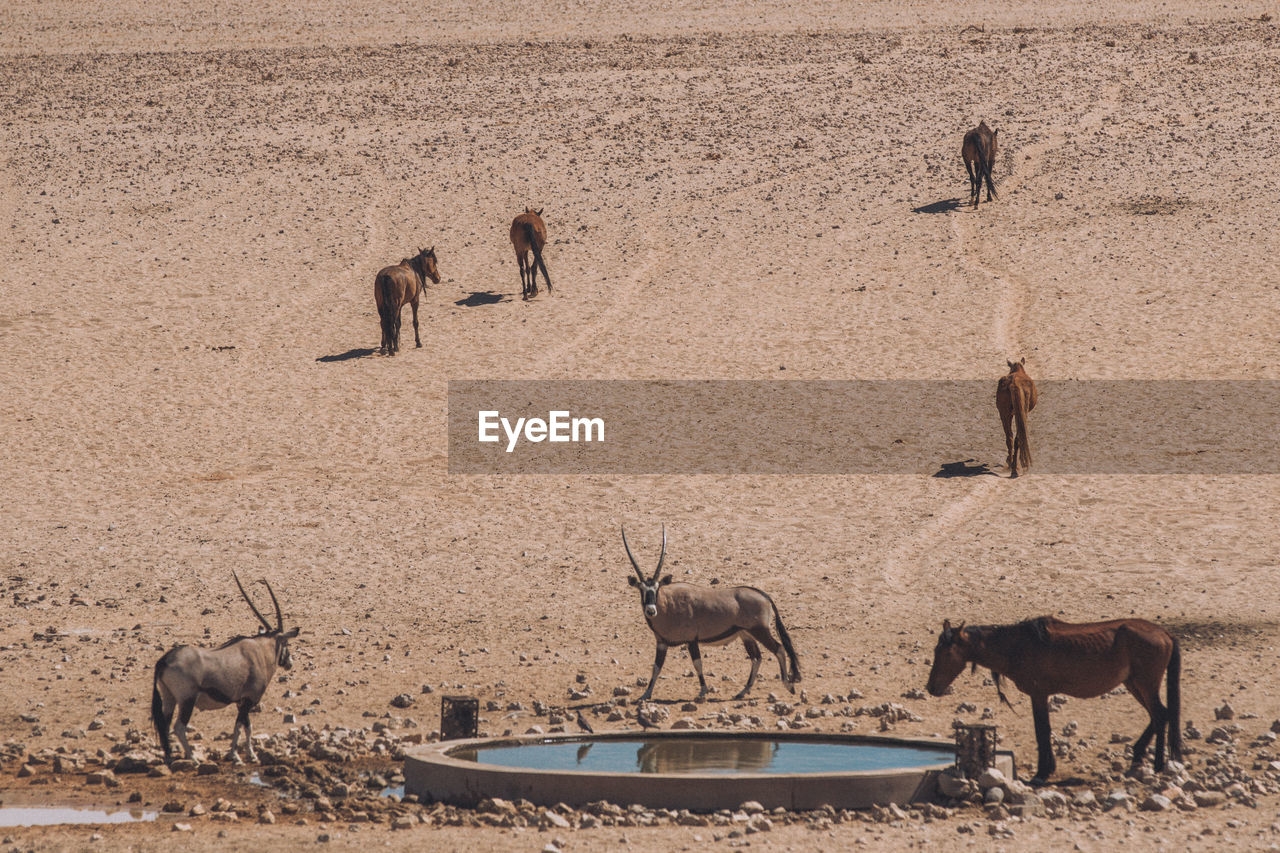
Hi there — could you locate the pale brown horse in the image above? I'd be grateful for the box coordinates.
[926,616,1181,784]
[510,208,551,299]
[996,358,1036,477]
[962,121,999,208]
[374,247,439,355]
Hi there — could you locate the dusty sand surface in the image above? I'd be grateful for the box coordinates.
[2,0,1280,849]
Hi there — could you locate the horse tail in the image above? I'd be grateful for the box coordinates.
[523,221,551,291]
[152,653,173,760]
[980,136,997,198]
[1012,382,1031,469]
[1166,637,1182,760]
[376,272,397,350]
[770,597,801,684]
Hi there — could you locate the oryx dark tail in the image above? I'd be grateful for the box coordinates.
[523,220,551,291]
[152,651,175,760]
[768,594,801,683]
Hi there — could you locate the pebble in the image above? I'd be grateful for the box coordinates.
[1140,794,1172,812]
[976,767,1007,790]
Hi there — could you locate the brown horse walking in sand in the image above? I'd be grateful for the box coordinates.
[926,616,1182,784]
[962,120,999,208]
[510,208,551,299]
[374,246,439,355]
[996,358,1036,477]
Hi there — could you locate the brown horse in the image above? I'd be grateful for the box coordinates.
[962,121,998,208]
[510,208,551,299]
[374,246,439,355]
[926,616,1182,784]
[996,358,1036,477]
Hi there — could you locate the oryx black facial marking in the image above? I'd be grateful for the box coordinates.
[622,525,801,702]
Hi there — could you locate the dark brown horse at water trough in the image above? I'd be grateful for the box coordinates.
[996,357,1036,477]
[962,120,999,208]
[926,616,1181,784]
[374,246,439,355]
[510,208,551,299]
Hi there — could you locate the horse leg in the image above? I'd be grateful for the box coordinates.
[689,641,708,701]
[984,160,998,202]
[517,251,529,298]
[998,394,1016,474]
[965,159,978,208]
[735,637,763,700]
[1125,676,1168,773]
[1030,694,1056,784]
[638,642,667,702]
[411,295,422,348]
[392,305,402,355]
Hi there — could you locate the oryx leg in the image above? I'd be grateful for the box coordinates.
[229,699,257,763]
[735,637,763,700]
[174,697,196,760]
[747,626,793,693]
[638,642,667,701]
[689,641,708,701]
[156,695,176,763]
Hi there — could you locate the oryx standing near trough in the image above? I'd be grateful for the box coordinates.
[623,526,800,701]
[151,572,299,764]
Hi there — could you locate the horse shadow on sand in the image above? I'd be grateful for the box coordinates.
[932,458,999,478]
[316,347,377,363]
[455,291,508,307]
[912,197,963,215]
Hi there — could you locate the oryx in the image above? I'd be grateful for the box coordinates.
[623,526,800,701]
[151,572,299,764]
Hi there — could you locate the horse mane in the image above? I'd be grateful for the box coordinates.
[966,617,1051,647]
[964,617,1053,710]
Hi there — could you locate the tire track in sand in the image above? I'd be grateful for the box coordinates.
[878,88,1120,597]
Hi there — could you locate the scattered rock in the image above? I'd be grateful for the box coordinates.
[976,767,1007,790]
[1140,794,1172,812]
[1194,791,1227,808]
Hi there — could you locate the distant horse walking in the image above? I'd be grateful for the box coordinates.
[926,616,1182,784]
[962,121,999,208]
[510,208,551,299]
[374,246,439,355]
[996,358,1036,477]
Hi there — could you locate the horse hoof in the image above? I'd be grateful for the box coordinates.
[1029,776,1049,787]
[416,342,422,348]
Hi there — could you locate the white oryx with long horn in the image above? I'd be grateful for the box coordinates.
[624,526,800,701]
[151,572,299,764]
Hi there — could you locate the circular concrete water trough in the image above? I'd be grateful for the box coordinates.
[404,731,1015,811]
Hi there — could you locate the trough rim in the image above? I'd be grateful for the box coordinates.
[408,729,959,782]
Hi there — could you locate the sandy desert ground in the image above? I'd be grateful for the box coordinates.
[2,0,1280,849]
